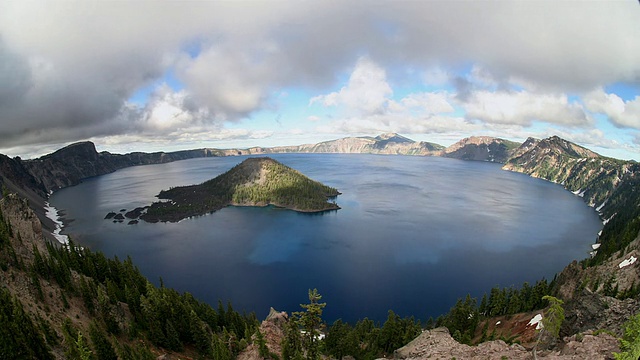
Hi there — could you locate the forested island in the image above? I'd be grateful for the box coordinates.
[139,157,340,223]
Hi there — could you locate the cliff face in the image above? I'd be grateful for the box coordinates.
[442,136,521,162]
[23,142,120,192]
[22,143,225,192]
[0,154,48,199]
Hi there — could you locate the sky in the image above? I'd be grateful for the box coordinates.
[1,1,640,160]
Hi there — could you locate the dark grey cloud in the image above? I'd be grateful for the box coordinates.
[0,1,638,152]
[0,39,32,108]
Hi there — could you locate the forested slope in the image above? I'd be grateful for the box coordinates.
[0,194,259,359]
[503,136,640,263]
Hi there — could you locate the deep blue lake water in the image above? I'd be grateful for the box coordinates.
[50,154,602,323]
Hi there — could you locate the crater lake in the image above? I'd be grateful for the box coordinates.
[49,154,602,323]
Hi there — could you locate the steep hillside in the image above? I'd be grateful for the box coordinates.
[442,136,521,162]
[502,136,616,206]
[0,194,260,359]
[140,157,340,222]
[503,136,640,262]
[23,142,225,192]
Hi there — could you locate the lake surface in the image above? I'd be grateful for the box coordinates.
[50,154,602,323]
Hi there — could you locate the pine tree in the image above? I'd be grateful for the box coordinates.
[533,295,564,360]
[614,312,640,360]
[541,295,564,339]
[165,320,183,352]
[0,288,53,359]
[75,332,93,360]
[189,310,212,355]
[293,288,326,360]
[256,328,270,359]
[89,322,117,360]
[282,316,304,360]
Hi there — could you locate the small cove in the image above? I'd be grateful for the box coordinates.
[49,154,602,323]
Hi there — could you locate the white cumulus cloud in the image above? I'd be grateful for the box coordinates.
[398,92,455,115]
[584,88,640,130]
[464,90,591,127]
[310,57,392,116]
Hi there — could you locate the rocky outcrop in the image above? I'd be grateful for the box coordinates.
[0,154,48,199]
[237,308,288,360]
[442,136,521,162]
[393,327,620,359]
[23,142,120,192]
[562,290,639,338]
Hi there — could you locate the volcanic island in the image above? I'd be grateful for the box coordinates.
[117,157,341,223]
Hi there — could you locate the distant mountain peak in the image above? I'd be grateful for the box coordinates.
[443,136,521,162]
[46,141,98,159]
[374,133,414,143]
[538,136,600,159]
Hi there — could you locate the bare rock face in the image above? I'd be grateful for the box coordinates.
[554,331,620,359]
[562,291,639,338]
[393,327,530,359]
[554,235,640,338]
[393,326,621,360]
[24,142,118,192]
[236,308,288,360]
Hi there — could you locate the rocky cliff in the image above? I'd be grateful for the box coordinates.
[22,142,225,192]
[0,153,48,199]
[502,136,622,207]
